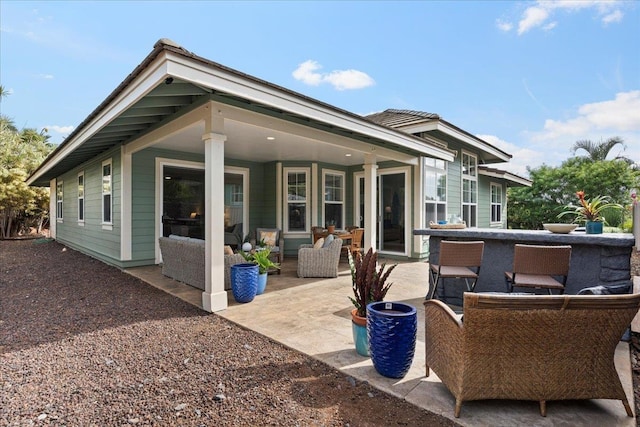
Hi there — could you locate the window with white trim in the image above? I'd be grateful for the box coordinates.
[77,172,85,223]
[323,170,344,229]
[285,168,309,233]
[56,181,63,221]
[490,183,503,224]
[424,158,447,225]
[462,152,477,227]
[102,159,112,224]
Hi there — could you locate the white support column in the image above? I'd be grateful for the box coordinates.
[363,154,378,252]
[202,107,228,312]
[49,179,56,239]
[120,146,132,261]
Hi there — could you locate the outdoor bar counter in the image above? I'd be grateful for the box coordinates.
[413,228,635,301]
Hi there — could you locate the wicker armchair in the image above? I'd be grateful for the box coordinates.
[424,292,640,418]
[297,238,343,278]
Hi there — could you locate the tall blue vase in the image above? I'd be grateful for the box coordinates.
[367,301,417,379]
[585,220,603,234]
[230,263,258,303]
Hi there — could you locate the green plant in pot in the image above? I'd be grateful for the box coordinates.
[241,248,280,295]
[558,190,622,234]
[348,247,397,356]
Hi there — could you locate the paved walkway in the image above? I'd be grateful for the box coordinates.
[127,259,636,427]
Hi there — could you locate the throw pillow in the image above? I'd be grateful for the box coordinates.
[322,234,335,248]
[224,245,234,255]
[260,231,277,247]
[313,238,325,249]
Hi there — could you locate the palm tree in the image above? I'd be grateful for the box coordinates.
[571,137,631,163]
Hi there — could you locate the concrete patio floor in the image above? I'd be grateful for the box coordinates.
[126,257,636,427]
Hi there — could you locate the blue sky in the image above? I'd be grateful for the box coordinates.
[1,1,639,177]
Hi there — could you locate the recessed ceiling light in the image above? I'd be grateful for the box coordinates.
[345,153,352,157]
[164,176,171,180]
[267,136,276,141]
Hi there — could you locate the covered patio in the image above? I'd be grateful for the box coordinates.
[126,259,636,426]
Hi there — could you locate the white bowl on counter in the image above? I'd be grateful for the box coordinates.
[543,223,578,234]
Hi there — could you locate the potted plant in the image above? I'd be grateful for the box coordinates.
[249,247,280,294]
[558,190,622,234]
[348,248,397,356]
[326,220,336,234]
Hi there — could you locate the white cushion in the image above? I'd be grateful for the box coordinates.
[313,238,325,249]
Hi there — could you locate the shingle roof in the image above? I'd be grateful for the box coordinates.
[365,109,440,128]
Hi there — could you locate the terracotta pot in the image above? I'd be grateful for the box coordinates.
[351,308,366,326]
[327,225,336,234]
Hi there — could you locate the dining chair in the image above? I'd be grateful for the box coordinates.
[342,228,364,258]
[504,244,572,294]
[428,240,484,301]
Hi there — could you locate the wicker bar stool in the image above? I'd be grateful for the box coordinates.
[428,240,485,301]
[505,244,572,294]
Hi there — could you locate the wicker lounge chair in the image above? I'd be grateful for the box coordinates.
[297,238,343,278]
[424,292,640,418]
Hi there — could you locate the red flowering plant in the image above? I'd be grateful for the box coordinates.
[558,190,622,224]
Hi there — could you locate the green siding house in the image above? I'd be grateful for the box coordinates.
[28,39,530,312]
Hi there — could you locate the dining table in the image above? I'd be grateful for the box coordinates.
[313,229,352,245]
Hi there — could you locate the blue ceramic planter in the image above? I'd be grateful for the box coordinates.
[230,263,258,303]
[257,272,268,295]
[367,301,417,379]
[352,321,370,357]
[586,220,603,234]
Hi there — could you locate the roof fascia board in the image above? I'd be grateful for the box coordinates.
[27,58,170,185]
[399,121,511,162]
[479,168,532,186]
[164,54,454,162]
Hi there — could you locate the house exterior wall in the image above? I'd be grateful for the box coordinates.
[54,146,123,266]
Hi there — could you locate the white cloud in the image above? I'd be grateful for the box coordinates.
[602,9,623,25]
[292,60,323,86]
[46,125,74,136]
[515,0,626,35]
[496,19,513,32]
[521,90,640,168]
[477,134,545,177]
[518,5,550,35]
[292,60,375,91]
[37,74,53,80]
[478,91,640,175]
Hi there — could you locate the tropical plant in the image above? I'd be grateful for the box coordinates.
[558,191,623,224]
[240,247,280,274]
[571,137,632,164]
[348,248,398,318]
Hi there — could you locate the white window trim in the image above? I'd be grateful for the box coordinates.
[283,167,310,235]
[461,151,478,227]
[102,158,113,229]
[56,180,63,223]
[77,171,85,225]
[423,158,447,227]
[490,182,503,225]
[322,169,345,229]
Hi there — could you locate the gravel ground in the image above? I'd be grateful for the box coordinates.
[0,240,458,426]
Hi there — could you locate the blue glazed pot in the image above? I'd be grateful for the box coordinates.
[257,272,268,295]
[367,301,417,379]
[585,220,603,234]
[230,263,258,303]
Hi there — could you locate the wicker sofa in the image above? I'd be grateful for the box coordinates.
[424,292,640,418]
[158,236,244,290]
[297,238,343,278]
